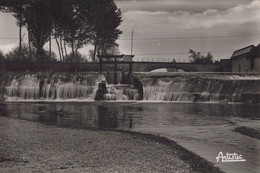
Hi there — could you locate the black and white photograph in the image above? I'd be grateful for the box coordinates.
[0,0,259,172]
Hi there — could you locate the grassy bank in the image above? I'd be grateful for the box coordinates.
[0,116,222,173]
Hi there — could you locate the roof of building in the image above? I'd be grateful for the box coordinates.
[231,45,255,58]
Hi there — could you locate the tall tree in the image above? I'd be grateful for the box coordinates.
[1,0,123,63]
[23,0,53,61]
[52,0,91,62]
[51,0,71,61]
[87,0,122,61]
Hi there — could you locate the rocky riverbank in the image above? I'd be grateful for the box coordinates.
[0,116,222,173]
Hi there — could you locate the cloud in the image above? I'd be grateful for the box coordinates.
[125,10,170,17]
[122,0,260,30]
[168,0,260,29]
[0,44,17,54]
[118,0,260,61]
[123,10,170,22]
[117,0,252,13]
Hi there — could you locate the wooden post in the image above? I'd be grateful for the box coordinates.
[107,70,110,84]
[99,56,102,74]
[129,55,134,84]
[114,57,118,84]
[130,62,132,75]
[122,71,125,84]
[128,61,133,84]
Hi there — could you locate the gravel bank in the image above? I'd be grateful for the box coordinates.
[0,116,222,173]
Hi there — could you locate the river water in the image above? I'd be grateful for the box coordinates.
[0,101,259,173]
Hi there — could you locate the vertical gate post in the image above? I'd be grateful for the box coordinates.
[99,56,102,74]
[114,57,118,84]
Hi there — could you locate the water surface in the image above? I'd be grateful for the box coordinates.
[0,102,259,173]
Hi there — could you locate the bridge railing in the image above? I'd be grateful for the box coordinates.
[134,58,178,63]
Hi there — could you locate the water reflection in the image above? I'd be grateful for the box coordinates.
[0,102,259,173]
[98,105,118,128]
[38,114,58,123]
[0,102,259,129]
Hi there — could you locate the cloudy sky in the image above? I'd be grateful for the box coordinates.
[0,0,260,61]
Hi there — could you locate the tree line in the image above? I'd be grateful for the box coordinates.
[0,0,122,63]
[189,49,213,64]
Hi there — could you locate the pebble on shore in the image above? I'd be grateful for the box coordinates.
[0,116,221,173]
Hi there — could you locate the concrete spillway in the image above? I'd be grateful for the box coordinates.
[0,72,105,101]
[134,73,260,103]
[0,72,259,103]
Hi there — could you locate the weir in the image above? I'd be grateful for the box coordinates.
[0,72,105,101]
[0,72,259,103]
[134,73,260,103]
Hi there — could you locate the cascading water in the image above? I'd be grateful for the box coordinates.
[135,73,260,103]
[0,72,105,101]
[0,72,259,103]
[103,84,140,101]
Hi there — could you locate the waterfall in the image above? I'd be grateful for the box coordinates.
[103,84,139,101]
[1,72,259,103]
[136,73,260,103]
[0,72,105,101]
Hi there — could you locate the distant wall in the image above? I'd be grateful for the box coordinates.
[1,62,222,72]
[231,57,260,73]
[1,62,100,72]
[0,62,134,84]
[220,59,231,72]
[231,57,251,72]
[253,58,260,73]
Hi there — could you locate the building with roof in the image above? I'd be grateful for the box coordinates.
[231,44,260,73]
